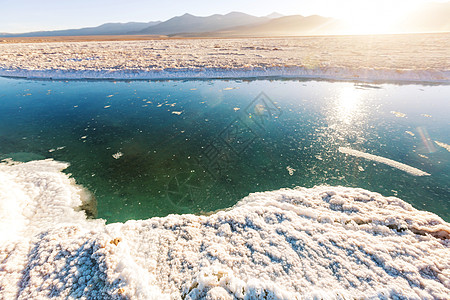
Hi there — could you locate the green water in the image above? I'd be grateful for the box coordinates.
[0,77,449,223]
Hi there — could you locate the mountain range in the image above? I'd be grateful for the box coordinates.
[0,21,161,38]
[139,12,268,35]
[1,3,449,38]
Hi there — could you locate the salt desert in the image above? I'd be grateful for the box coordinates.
[0,32,449,299]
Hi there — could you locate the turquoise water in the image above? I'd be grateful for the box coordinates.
[0,77,449,223]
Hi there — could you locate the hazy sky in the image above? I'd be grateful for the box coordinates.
[0,0,447,33]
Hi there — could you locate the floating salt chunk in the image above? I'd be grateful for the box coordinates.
[172,111,183,115]
[49,146,66,153]
[435,141,450,152]
[405,131,415,136]
[112,152,123,159]
[233,107,240,111]
[339,147,430,176]
[391,111,406,118]
[286,166,296,176]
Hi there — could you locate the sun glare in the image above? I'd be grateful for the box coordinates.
[338,0,421,34]
[336,86,366,124]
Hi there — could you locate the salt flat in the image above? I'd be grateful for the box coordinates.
[0,33,449,82]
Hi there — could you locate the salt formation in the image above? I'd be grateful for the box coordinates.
[0,34,449,82]
[0,159,449,299]
[435,141,450,153]
[339,147,431,176]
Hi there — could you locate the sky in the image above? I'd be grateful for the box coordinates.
[0,0,447,33]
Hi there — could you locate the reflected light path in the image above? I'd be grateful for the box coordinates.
[320,85,371,149]
[336,86,366,125]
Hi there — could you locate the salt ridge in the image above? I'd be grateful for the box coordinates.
[1,159,449,299]
[339,147,431,176]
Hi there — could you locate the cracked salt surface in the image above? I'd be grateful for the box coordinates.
[0,34,449,82]
[1,159,449,299]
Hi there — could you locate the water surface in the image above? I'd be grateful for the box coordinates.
[0,77,448,222]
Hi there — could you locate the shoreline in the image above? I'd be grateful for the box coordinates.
[1,67,449,84]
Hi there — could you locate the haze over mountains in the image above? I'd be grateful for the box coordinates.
[396,2,450,33]
[1,2,449,38]
[201,15,345,37]
[138,12,268,35]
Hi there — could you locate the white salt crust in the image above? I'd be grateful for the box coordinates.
[0,34,449,83]
[0,159,449,299]
[339,147,430,176]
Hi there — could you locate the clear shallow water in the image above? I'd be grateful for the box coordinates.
[0,77,448,223]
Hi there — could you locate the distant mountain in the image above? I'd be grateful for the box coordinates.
[139,12,268,35]
[1,21,161,37]
[265,12,284,19]
[209,15,345,37]
[395,2,450,33]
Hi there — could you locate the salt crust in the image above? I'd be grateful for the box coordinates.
[338,147,430,176]
[0,35,449,82]
[0,159,449,299]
